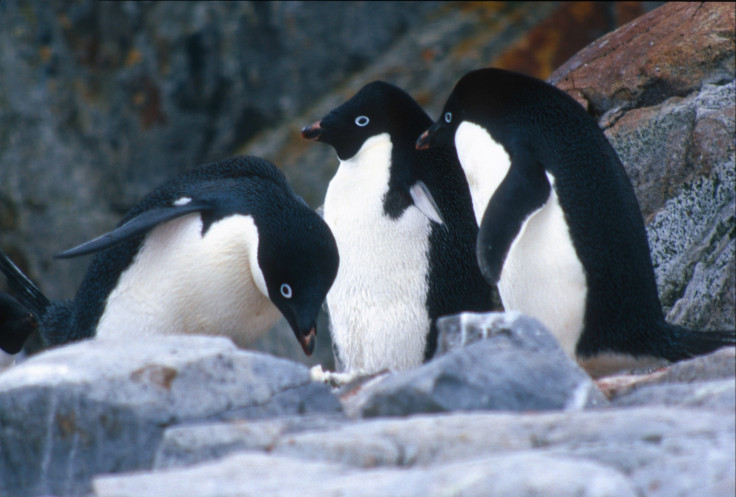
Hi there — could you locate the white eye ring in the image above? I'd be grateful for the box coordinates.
[444,112,452,123]
[280,283,292,299]
[355,115,370,127]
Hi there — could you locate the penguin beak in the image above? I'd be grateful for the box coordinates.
[415,121,443,150]
[296,324,317,356]
[301,121,323,141]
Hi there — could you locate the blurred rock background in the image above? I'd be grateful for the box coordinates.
[2,1,733,370]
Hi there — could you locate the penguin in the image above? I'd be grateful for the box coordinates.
[416,67,735,376]
[302,81,498,374]
[0,155,339,357]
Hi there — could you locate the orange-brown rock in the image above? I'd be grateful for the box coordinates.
[549,2,736,117]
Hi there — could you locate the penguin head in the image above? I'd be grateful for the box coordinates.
[302,81,432,161]
[302,82,445,224]
[253,209,339,356]
[416,68,523,151]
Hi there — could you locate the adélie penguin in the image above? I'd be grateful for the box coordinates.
[0,155,339,356]
[302,81,498,375]
[416,67,735,376]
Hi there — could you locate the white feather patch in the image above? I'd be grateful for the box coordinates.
[324,133,431,373]
[95,214,281,348]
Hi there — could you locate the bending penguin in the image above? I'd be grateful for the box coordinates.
[0,155,339,356]
[302,81,498,374]
[417,67,735,376]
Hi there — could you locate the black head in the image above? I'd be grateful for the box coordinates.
[417,68,516,151]
[255,203,339,356]
[417,67,591,151]
[302,81,432,161]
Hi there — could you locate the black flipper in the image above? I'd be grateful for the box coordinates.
[476,153,551,285]
[0,251,49,354]
[54,202,207,259]
[0,250,50,317]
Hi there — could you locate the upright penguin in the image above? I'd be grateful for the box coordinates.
[417,68,735,375]
[302,81,497,374]
[0,155,339,356]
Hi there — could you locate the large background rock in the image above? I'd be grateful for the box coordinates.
[0,1,670,368]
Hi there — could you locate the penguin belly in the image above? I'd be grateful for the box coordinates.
[95,214,282,347]
[497,177,587,358]
[324,134,432,373]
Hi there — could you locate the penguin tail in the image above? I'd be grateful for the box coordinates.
[0,250,50,354]
[662,323,736,363]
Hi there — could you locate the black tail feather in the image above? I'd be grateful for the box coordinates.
[664,324,736,363]
[0,250,50,318]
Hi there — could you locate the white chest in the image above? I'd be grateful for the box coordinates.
[95,214,281,348]
[455,123,587,358]
[323,134,431,373]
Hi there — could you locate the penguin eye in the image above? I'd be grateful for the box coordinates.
[355,115,370,127]
[444,112,452,124]
[280,283,293,299]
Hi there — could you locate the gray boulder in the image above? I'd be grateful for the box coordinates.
[0,336,340,497]
[94,406,733,497]
[342,312,606,418]
[95,451,637,497]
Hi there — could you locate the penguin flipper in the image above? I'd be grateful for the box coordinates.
[409,181,444,225]
[476,157,551,285]
[54,202,207,259]
[0,250,50,318]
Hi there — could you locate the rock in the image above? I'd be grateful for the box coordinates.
[0,0,446,303]
[435,309,559,355]
[0,336,340,497]
[611,378,735,411]
[596,347,736,399]
[548,2,735,118]
[94,451,637,497]
[93,407,732,497]
[342,312,606,418]
[154,414,346,470]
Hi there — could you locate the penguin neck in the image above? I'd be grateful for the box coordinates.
[454,121,511,225]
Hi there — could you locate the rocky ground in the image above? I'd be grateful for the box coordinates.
[0,317,733,497]
[0,2,734,496]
